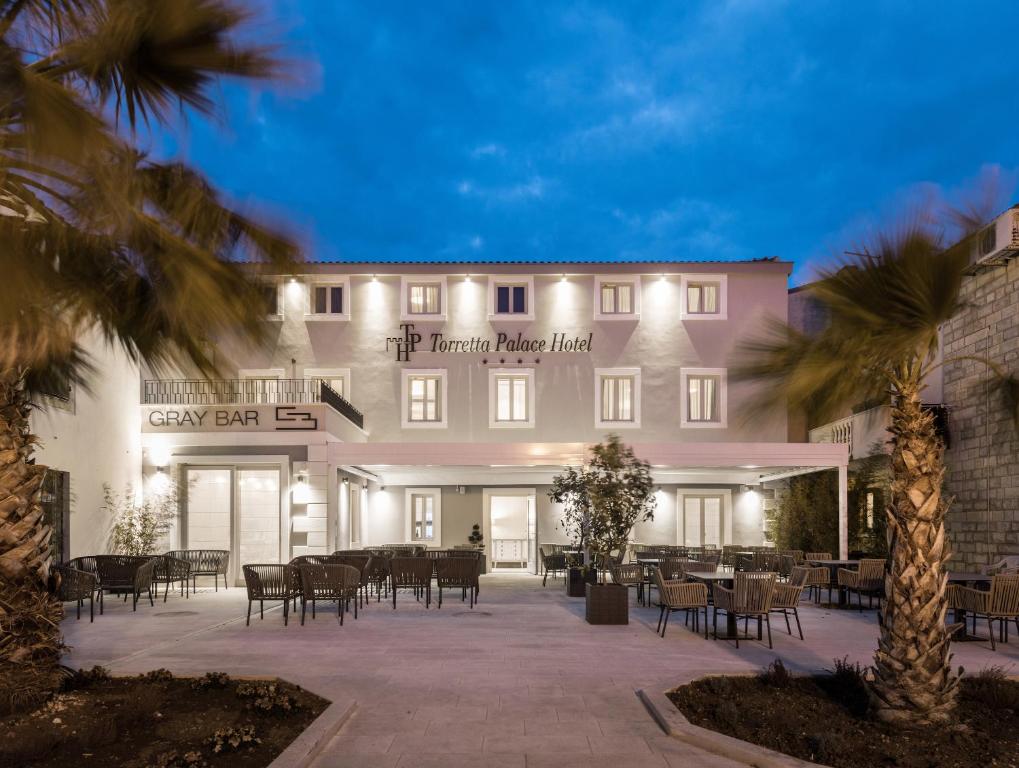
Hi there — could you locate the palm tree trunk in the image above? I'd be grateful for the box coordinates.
[869,380,958,724]
[0,371,64,714]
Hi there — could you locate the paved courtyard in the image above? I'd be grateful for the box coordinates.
[62,573,1015,767]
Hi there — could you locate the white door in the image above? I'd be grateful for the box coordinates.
[486,491,535,571]
[703,497,722,547]
[185,468,232,552]
[682,495,725,547]
[236,468,281,568]
[683,497,702,547]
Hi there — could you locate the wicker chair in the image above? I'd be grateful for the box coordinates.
[243,564,300,626]
[93,555,158,612]
[658,557,688,580]
[390,557,433,609]
[51,564,99,621]
[541,550,568,586]
[297,564,361,625]
[610,563,645,605]
[435,556,480,608]
[166,549,230,591]
[653,567,709,638]
[949,573,1019,650]
[805,551,832,561]
[838,559,885,610]
[712,572,777,648]
[801,565,834,603]
[770,567,808,640]
[152,555,191,601]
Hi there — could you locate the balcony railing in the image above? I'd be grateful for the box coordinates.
[142,378,364,430]
[809,403,949,460]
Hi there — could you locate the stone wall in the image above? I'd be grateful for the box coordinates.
[942,259,1019,572]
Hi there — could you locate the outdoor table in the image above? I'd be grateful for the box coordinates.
[807,559,860,607]
[685,571,738,639]
[946,572,991,641]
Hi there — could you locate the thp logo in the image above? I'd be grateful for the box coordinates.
[387,323,421,362]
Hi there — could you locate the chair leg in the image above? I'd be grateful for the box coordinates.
[793,608,803,640]
[703,606,709,639]
[662,607,671,637]
[657,605,665,634]
[765,615,773,649]
[246,601,252,626]
[90,596,94,623]
[301,599,307,626]
[988,616,996,651]
[783,609,791,636]
[260,599,264,620]
[283,598,289,626]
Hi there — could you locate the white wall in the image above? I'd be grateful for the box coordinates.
[31,331,142,557]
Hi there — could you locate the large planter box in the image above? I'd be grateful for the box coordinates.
[585,583,628,625]
[567,566,597,597]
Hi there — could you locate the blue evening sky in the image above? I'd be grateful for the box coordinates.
[155,1,1019,285]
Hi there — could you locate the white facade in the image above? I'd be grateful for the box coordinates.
[34,260,850,578]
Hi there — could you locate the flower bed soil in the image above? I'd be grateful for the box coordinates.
[0,669,328,768]
[668,662,1019,768]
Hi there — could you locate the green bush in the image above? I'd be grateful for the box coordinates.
[236,681,299,715]
[208,724,261,754]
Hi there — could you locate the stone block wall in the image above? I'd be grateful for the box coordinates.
[942,259,1019,572]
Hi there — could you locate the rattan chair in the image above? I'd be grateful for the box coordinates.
[838,559,885,610]
[243,564,300,626]
[435,557,479,608]
[390,556,433,608]
[610,563,645,605]
[297,564,361,625]
[712,572,777,648]
[653,567,709,638]
[805,551,832,561]
[93,555,158,612]
[365,556,391,601]
[541,550,568,586]
[51,564,99,621]
[152,555,191,601]
[166,549,230,591]
[770,567,808,640]
[949,573,1019,650]
[801,565,833,603]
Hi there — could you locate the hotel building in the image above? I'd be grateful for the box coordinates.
[32,260,850,582]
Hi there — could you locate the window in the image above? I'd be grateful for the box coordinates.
[304,368,350,400]
[594,276,640,320]
[400,277,447,321]
[401,369,448,428]
[487,276,534,321]
[595,368,641,428]
[488,369,535,428]
[259,281,283,320]
[681,368,727,428]
[680,274,727,320]
[306,278,350,320]
[239,368,285,404]
[349,483,361,545]
[682,495,724,547]
[405,488,441,543]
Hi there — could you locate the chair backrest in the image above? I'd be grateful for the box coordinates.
[298,563,360,597]
[436,556,478,586]
[334,555,370,572]
[390,556,433,586]
[857,559,886,587]
[652,566,671,596]
[154,555,190,580]
[805,552,832,561]
[94,555,155,586]
[691,560,718,574]
[658,557,686,580]
[610,563,642,585]
[543,551,567,569]
[51,564,97,601]
[734,572,776,613]
[990,573,1019,614]
[243,564,297,600]
[67,556,99,576]
[788,566,810,588]
[166,549,230,574]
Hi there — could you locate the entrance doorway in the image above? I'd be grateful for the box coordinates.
[183,465,282,585]
[483,489,536,573]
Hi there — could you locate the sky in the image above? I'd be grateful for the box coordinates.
[154,1,1019,285]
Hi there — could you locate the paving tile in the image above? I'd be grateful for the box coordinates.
[484,732,593,754]
[397,753,525,768]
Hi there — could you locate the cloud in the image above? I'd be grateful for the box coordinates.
[455,175,549,203]
[470,143,507,159]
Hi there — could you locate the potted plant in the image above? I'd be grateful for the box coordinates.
[548,463,597,597]
[550,435,656,621]
[468,523,484,549]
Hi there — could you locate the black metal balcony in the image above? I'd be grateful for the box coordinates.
[142,378,364,430]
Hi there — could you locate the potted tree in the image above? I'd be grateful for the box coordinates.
[550,436,656,621]
[548,463,597,597]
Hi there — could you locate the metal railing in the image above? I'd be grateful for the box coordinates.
[142,378,364,430]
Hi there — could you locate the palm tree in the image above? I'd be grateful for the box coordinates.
[734,212,1018,725]
[0,0,300,712]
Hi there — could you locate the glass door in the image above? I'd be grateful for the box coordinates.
[185,468,232,552]
[683,495,725,547]
[236,468,281,567]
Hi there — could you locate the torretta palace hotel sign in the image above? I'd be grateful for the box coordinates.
[387,323,592,362]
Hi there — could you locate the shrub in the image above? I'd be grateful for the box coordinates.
[759,659,793,688]
[208,724,261,754]
[107,482,178,556]
[963,666,1019,710]
[69,665,111,689]
[147,751,209,768]
[191,672,231,691]
[141,669,174,683]
[236,681,299,715]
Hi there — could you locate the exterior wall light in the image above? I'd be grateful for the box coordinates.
[292,474,312,504]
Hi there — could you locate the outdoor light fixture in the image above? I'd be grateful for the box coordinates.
[292,474,312,504]
[465,274,472,282]
[560,273,567,282]
[371,274,377,282]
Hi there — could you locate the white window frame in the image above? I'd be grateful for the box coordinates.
[487,275,535,321]
[680,274,727,320]
[405,487,441,544]
[260,279,284,321]
[680,367,727,429]
[678,491,732,546]
[303,367,351,400]
[305,276,351,321]
[400,276,447,321]
[488,368,535,429]
[401,369,448,429]
[593,275,641,320]
[594,367,641,429]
